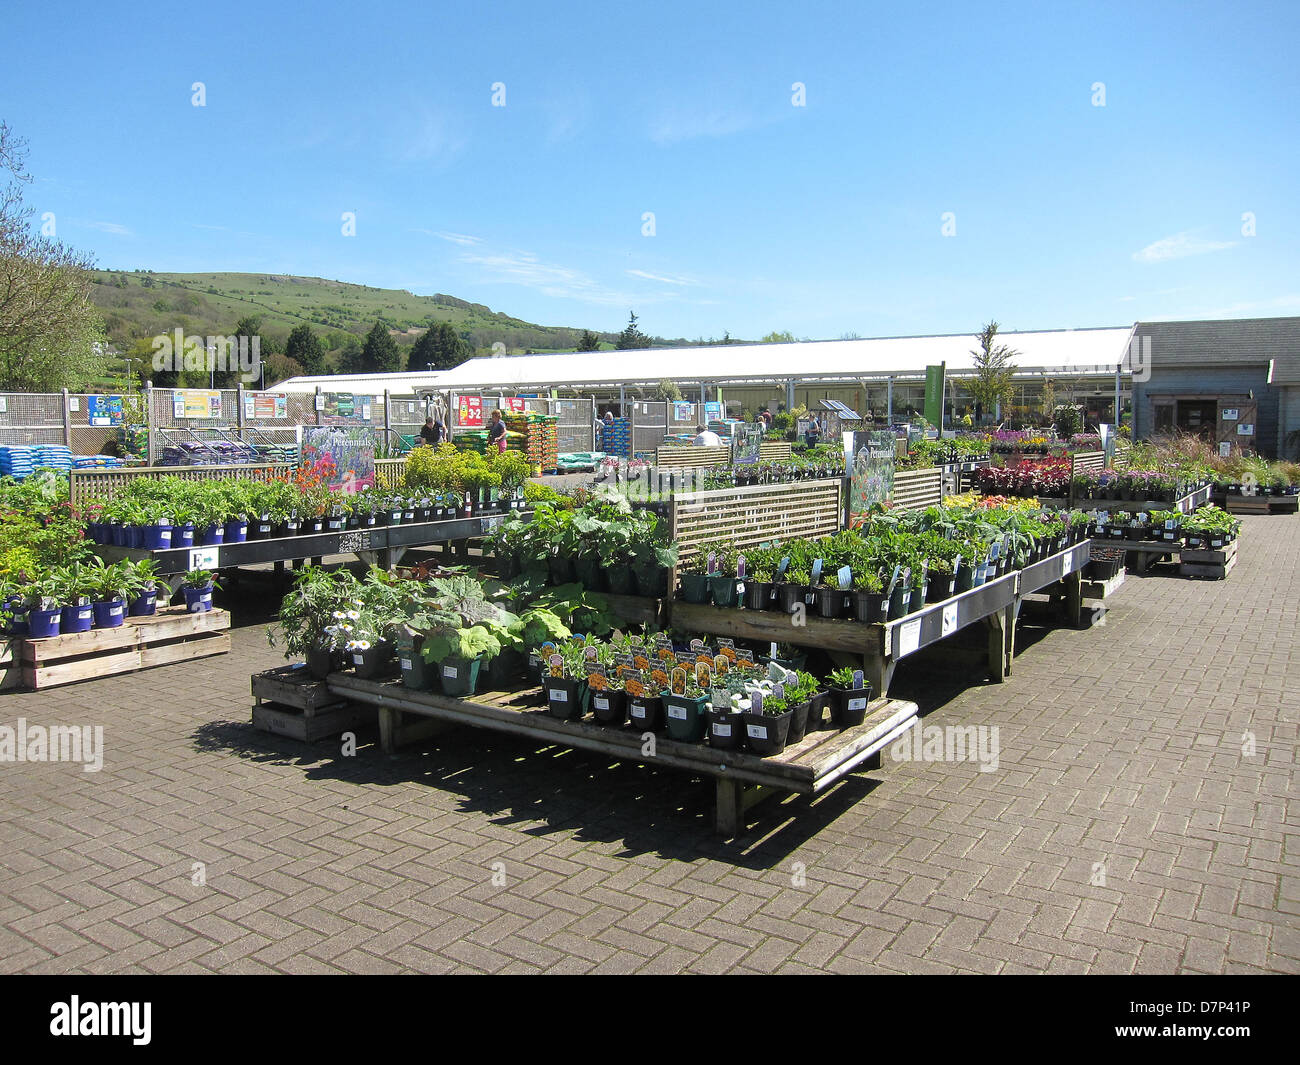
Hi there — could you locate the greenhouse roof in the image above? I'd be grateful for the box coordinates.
[428,326,1138,392]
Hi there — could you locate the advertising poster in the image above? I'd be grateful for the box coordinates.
[703,401,722,422]
[301,426,376,494]
[504,397,527,413]
[672,401,694,422]
[88,395,125,426]
[924,363,946,428]
[243,392,288,419]
[457,395,484,427]
[173,390,223,420]
[320,392,372,424]
[733,423,763,465]
[845,430,896,527]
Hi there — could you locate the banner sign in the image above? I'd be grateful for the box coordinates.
[320,392,371,424]
[703,401,722,422]
[846,430,896,526]
[733,423,763,465]
[673,401,694,422]
[924,363,945,429]
[301,426,376,493]
[173,390,222,420]
[243,391,288,420]
[504,397,527,413]
[88,395,124,426]
[457,395,484,427]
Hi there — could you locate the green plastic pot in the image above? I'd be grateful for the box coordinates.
[679,572,711,603]
[887,584,911,620]
[606,565,636,595]
[397,635,434,690]
[437,655,481,697]
[633,565,669,598]
[708,574,740,608]
[663,693,709,742]
[574,556,604,591]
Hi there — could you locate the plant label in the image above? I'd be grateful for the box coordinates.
[189,547,219,570]
[751,690,764,714]
[548,653,563,677]
[713,654,729,674]
[811,559,823,584]
[746,723,768,740]
[777,556,790,576]
[671,667,687,696]
[712,722,732,737]
[707,552,717,575]
[689,638,704,651]
[988,541,1001,561]
[887,564,902,594]
[837,565,852,590]
[549,688,567,702]
[400,659,412,671]
[848,696,867,712]
[667,704,686,720]
[695,661,711,686]
[584,645,598,661]
[852,670,864,690]
[737,556,746,579]
[897,618,922,658]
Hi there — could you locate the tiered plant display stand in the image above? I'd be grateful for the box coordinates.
[325,672,919,837]
[251,664,373,741]
[18,606,230,691]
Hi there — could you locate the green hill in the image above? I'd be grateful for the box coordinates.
[88,269,600,361]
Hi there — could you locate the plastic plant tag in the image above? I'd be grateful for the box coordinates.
[584,645,598,661]
[837,566,852,590]
[953,555,962,576]
[853,669,864,690]
[548,653,564,677]
[689,638,705,651]
[751,690,764,714]
[671,667,687,696]
[737,555,746,579]
[716,637,735,649]
[695,661,711,687]
[811,559,823,585]
[707,552,718,575]
[777,556,790,576]
[988,541,1001,561]
[773,682,785,700]
[1165,518,1175,529]
[887,564,902,594]
[713,654,729,674]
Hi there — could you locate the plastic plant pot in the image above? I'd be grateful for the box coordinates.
[483,648,525,689]
[853,591,887,623]
[305,518,325,535]
[829,685,874,729]
[706,708,745,750]
[816,586,841,619]
[199,525,224,547]
[605,566,635,595]
[27,607,61,639]
[350,640,393,679]
[909,586,927,613]
[174,524,195,548]
[545,676,588,720]
[61,603,94,633]
[627,695,664,731]
[742,710,792,757]
[777,583,807,614]
[128,588,158,617]
[663,693,709,742]
[92,598,126,628]
[397,636,434,690]
[633,565,669,598]
[142,525,173,551]
[708,575,740,608]
[438,655,482,697]
[128,526,145,549]
[785,700,811,744]
[547,555,576,586]
[223,520,248,544]
[183,584,214,613]
[805,691,830,732]
[679,572,711,603]
[305,647,334,680]
[574,556,603,591]
[4,597,28,636]
[590,689,629,726]
[248,516,273,541]
[928,577,956,603]
[887,584,911,620]
[744,581,773,611]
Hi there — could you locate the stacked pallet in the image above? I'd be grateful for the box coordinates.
[1180,541,1237,580]
[600,417,631,457]
[504,411,558,472]
[251,664,372,741]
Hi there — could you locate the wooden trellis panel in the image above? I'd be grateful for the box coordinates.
[375,458,406,488]
[69,464,291,506]
[655,445,731,470]
[890,468,943,512]
[671,478,842,562]
[1070,450,1107,477]
[759,441,793,461]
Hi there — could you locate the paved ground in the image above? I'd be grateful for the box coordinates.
[0,517,1295,974]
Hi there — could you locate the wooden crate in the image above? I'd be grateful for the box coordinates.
[1225,493,1298,515]
[891,467,943,511]
[1180,541,1238,580]
[252,663,345,711]
[250,664,372,741]
[1081,568,1126,600]
[0,637,20,691]
[18,607,231,690]
[671,478,842,563]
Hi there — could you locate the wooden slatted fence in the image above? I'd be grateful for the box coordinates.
[670,478,843,562]
[890,467,943,512]
[69,464,292,506]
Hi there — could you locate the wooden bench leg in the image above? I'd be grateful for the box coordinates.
[378,706,398,754]
[1064,570,1083,628]
[714,779,783,836]
[377,707,452,754]
[863,655,895,701]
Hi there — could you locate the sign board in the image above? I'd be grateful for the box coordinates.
[703,401,722,422]
[846,430,895,526]
[243,391,288,420]
[1237,423,1254,436]
[319,392,371,424]
[457,395,484,427]
[1221,408,1239,421]
[924,363,945,428]
[504,397,527,413]
[87,395,125,426]
[733,423,763,465]
[173,389,222,420]
[672,401,694,423]
[301,426,376,493]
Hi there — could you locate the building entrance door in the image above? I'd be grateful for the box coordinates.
[1176,400,1217,437]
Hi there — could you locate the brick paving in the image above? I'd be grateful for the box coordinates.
[0,517,1296,974]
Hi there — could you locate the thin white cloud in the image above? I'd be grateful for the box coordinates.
[84,220,131,236]
[649,106,765,145]
[1132,231,1236,263]
[1188,294,1300,317]
[626,268,694,286]
[461,249,678,308]
[430,230,482,246]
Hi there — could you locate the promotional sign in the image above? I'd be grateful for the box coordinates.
[87,395,124,426]
[703,401,722,422]
[301,426,376,493]
[924,363,945,429]
[173,390,222,420]
[733,423,763,465]
[243,391,288,420]
[504,397,527,413]
[320,392,372,424]
[457,395,484,427]
[672,401,694,422]
[846,430,896,527]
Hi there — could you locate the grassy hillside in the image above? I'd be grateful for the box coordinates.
[88,269,599,358]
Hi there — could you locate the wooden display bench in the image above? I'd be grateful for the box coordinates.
[1180,542,1237,580]
[1222,493,1298,515]
[17,606,230,691]
[326,672,918,837]
[251,664,375,741]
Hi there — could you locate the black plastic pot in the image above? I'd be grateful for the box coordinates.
[785,700,811,745]
[545,677,588,720]
[816,586,841,619]
[742,710,792,757]
[709,575,740,608]
[706,707,745,750]
[397,635,434,690]
[627,695,664,731]
[887,585,911,620]
[484,648,525,689]
[829,685,873,729]
[350,640,393,679]
[575,556,604,590]
[590,689,628,725]
[606,565,635,595]
[744,581,773,611]
[633,565,669,598]
[853,590,887,623]
[664,694,709,741]
[777,583,807,614]
[305,647,334,680]
[927,576,956,603]
[805,691,829,732]
[548,555,576,586]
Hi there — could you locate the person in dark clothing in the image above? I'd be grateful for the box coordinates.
[487,409,508,453]
[418,417,444,446]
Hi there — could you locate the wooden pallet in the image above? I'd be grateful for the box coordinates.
[670,478,842,563]
[1180,541,1238,580]
[0,637,20,691]
[1224,494,1298,515]
[891,467,943,512]
[250,663,373,741]
[17,607,231,690]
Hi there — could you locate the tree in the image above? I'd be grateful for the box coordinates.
[655,379,683,401]
[0,122,106,391]
[968,321,1019,422]
[577,329,601,352]
[722,331,732,345]
[359,320,401,373]
[615,311,651,350]
[284,323,325,375]
[762,330,795,343]
[336,334,363,373]
[408,320,469,371]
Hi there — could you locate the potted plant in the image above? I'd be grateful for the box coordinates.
[625,674,665,731]
[663,669,710,742]
[24,576,63,639]
[678,554,711,604]
[779,567,810,614]
[182,568,218,613]
[742,695,793,757]
[589,672,628,726]
[744,566,775,611]
[852,569,887,623]
[827,667,873,729]
[53,563,96,634]
[784,671,820,743]
[706,696,746,750]
[88,559,131,628]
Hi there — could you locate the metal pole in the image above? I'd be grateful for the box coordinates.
[887,378,894,426]
[1115,363,1122,433]
[384,388,392,443]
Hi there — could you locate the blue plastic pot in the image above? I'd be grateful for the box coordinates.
[174,523,195,548]
[142,525,173,550]
[61,603,94,633]
[111,524,126,547]
[128,525,145,549]
[92,598,126,628]
[4,596,28,635]
[128,588,158,617]
[27,607,61,638]
[183,584,214,613]
[199,525,224,546]
[223,519,248,543]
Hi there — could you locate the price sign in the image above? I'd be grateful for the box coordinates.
[897,618,922,659]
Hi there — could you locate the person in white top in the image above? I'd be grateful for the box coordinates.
[693,424,723,446]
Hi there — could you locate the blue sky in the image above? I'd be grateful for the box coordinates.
[3,0,1297,340]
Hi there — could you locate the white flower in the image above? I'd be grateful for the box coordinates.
[356,640,371,651]
[332,611,346,620]
[347,610,360,620]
